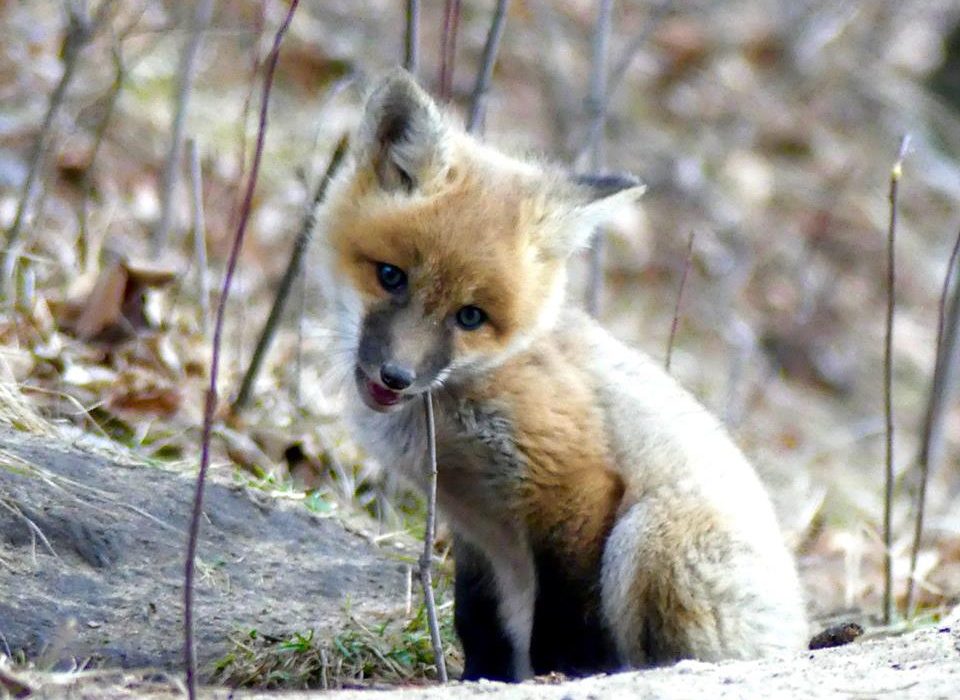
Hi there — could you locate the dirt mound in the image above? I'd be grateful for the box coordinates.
[0,427,406,674]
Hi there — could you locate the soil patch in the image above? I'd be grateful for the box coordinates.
[0,426,406,675]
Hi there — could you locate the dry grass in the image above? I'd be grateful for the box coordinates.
[0,379,54,436]
[0,655,186,699]
[211,604,461,691]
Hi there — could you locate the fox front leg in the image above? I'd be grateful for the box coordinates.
[454,533,536,681]
[489,540,536,680]
[453,537,515,681]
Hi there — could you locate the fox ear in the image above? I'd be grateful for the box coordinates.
[357,69,447,193]
[543,172,646,257]
[572,173,644,199]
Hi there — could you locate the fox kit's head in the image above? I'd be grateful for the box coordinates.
[316,70,643,413]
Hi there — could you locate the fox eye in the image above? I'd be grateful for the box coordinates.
[455,305,486,331]
[376,263,407,293]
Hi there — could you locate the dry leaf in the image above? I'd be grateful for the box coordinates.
[107,368,181,417]
[66,256,178,344]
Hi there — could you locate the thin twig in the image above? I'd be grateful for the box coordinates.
[404,0,420,76]
[438,0,461,102]
[187,138,210,337]
[78,33,126,272]
[882,135,909,626]
[151,0,215,255]
[466,0,510,134]
[75,2,148,265]
[0,495,60,562]
[294,255,306,409]
[936,228,960,356]
[665,232,696,373]
[574,0,670,165]
[420,391,448,683]
[183,3,300,697]
[585,0,615,317]
[3,0,116,299]
[905,224,960,617]
[606,17,655,100]
[586,0,614,171]
[227,5,266,240]
[232,136,348,413]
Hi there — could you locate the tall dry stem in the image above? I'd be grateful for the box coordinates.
[420,391,448,683]
[187,138,210,338]
[882,135,909,625]
[4,0,116,300]
[905,224,960,616]
[232,137,348,413]
[182,3,300,697]
[152,0,214,255]
[404,0,421,76]
[665,232,696,373]
[438,0,461,102]
[584,0,614,317]
[466,0,511,134]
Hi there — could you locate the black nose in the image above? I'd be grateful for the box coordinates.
[380,363,414,390]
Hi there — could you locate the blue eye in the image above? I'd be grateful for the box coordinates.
[455,305,486,330]
[376,263,407,293]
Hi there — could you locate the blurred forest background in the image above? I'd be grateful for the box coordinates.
[2,0,960,648]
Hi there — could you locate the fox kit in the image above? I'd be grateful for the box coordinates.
[314,70,807,681]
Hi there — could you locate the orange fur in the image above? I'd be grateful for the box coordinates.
[326,159,564,355]
[467,338,624,577]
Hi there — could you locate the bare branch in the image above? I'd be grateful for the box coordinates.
[404,0,420,76]
[182,3,301,697]
[151,0,215,255]
[77,33,126,272]
[574,0,670,165]
[420,391,448,683]
[294,258,307,409]
[466,0,510,134]
[438,0,461,102]
[905,223,960,617]
[606,20,652,99]
[3,0,116,298]
[232,136,348,413]
[882,134,909,626]
[0,495,60,562]
[585,0,614,172]
[936,228,960,356]
[187,138,210,338]
[227,5,266,240]
[665,232,696,373]
[584,0,615,317]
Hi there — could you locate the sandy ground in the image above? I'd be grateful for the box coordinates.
[268,625,960,700]
[6,608,958,698]
[240,612,960,700]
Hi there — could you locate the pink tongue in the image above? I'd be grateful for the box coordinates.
[368,380,401,405]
